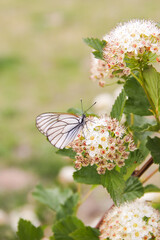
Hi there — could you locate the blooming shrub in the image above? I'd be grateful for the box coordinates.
[19,18,160,240]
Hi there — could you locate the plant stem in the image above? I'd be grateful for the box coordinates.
[130,113,134,126]
[140,69,159,123]
[77,186,95,209]
[132,157,153,178]
[80,187,93,204]
[105,81,124,87]
[142,167,159,184]
[130,71,142,85]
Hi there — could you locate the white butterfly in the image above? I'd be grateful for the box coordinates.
[36,101,96,149]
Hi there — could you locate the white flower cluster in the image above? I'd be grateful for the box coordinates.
[99,200,160,240]
[70,116,136,174]
[91,19,160,85]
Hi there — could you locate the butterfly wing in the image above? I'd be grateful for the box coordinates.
[36,113,59,136]
[36,113,83,149]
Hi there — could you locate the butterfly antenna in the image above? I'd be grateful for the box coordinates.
[80,99,84,114]
[84,101,97,114]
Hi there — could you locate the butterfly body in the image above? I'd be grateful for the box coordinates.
[36,112,87,149]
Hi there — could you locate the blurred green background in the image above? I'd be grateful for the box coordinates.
[0,0,160,239]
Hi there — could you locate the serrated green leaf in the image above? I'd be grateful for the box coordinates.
[33,185,73,211]
[56,148,76,159]
[121,150,144,180]
[121,176,144,203]
[124,77,152,116]
[101,169,125,205]
[143,66,160,115]
[57,193,79,220]
[73,165,101,185]
[83,38,106,60]
[17,219,43,240]
[92,50,103,60]
[83,38,106,52]
[52,216,84,240]
[128,114,158,132]
[148,52,158,63]
[74,166,125,205]
[146,136,160,167]
[70,226,99,240]
[144,184,160,193]
[130,123,160,132]
[110,89,126,121]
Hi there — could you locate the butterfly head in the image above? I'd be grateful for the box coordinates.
[81,113,86,124]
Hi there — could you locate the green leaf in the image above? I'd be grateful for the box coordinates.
[124,77,152,116]
[144,184,160,193]
[110,89,126,121]
[57,193,79,220]
[17,219,43,240]
[83,38,106,52]
[124,55,139,70]
[147,52,158,63]
[70,226,99,240]
[152,202,160,211]
[101,169,125,205]
[83,38,106,60]
[121,176,144,203]
[134,132,150,158]
[73,165,101,185]
[146,136,160,167]
[125,114,154,157]
[121,150,144,180]
[52,216,84,240]
[67,108,82,115]
[33,185,73,211]
[143,66,160,115]
[56,148,76,159]
[129,114,158,132]
[74,166,125,205]
[130,123,160,132]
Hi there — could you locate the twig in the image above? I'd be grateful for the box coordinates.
[132,157,153,178]
[79,186,94,205]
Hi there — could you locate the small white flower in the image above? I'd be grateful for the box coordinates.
[91,19,160,84]
[70,116,136,174]
[99,200,160,240]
